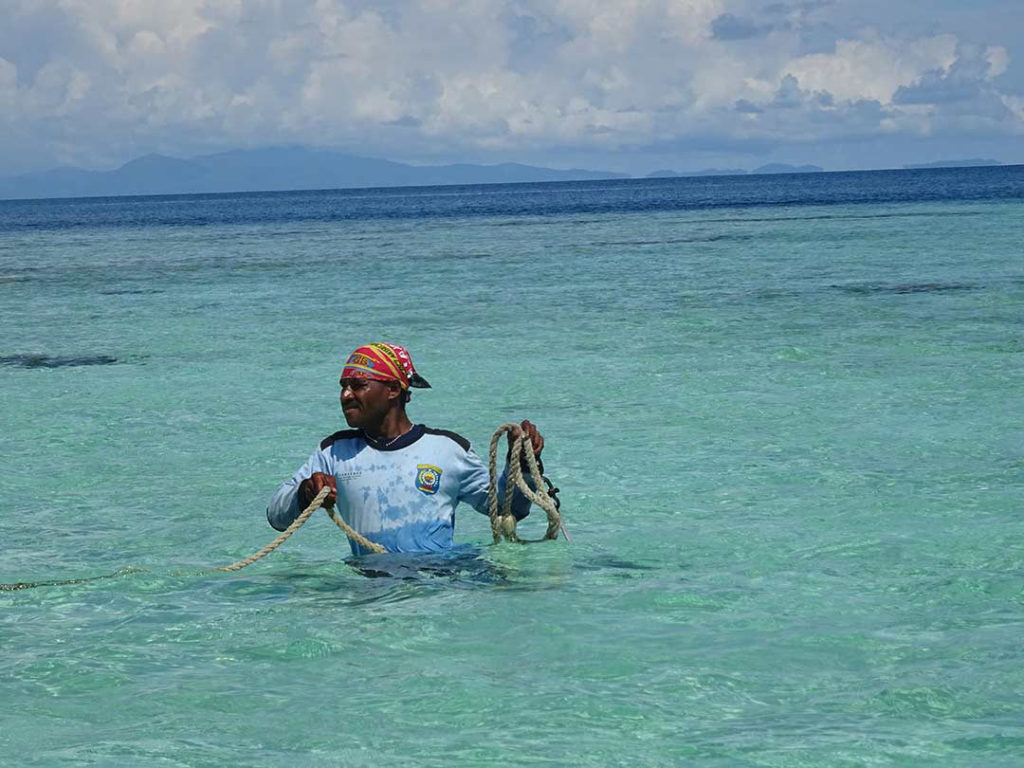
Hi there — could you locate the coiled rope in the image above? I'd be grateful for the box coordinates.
[487,422,567,544]
[2,425,565,590]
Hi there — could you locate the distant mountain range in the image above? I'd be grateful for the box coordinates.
[902,158,1002,169]
[3,149,1006,201]
[647,164,823,178]
[0,147,628,200]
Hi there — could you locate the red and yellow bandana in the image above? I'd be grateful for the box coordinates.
[341,343,431,390]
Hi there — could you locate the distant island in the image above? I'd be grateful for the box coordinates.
[754,163,824,174]
[902,159,1002,169]
[0,147,628,200]
[647,168,748,178]
[646,163,823,179]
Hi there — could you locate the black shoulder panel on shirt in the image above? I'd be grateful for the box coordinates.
[320,429,362,450]
[422,427,471,452]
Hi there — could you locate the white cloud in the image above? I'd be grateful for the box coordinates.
[784,33,958,104]
[1004,95,1024,124]
[0,0,1021,174]
[986,46,1009,79]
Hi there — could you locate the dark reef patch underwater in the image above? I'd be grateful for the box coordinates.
[831,282,976,296]
[0,353,119,368]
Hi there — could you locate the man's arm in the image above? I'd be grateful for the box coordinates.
[456,447,533,521]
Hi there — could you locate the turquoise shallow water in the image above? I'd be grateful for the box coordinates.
[1,172,1023,766]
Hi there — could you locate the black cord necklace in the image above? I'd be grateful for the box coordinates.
[365,424,415,448]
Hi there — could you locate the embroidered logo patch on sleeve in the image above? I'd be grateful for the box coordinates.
[415,464,443,495]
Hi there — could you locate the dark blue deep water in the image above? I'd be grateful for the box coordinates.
[3,165,1023,232]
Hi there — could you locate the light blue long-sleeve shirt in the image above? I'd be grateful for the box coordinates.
[267,425,532,555]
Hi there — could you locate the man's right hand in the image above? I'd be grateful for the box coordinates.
[298,472,337,510]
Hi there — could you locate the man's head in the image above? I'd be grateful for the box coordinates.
[339,343,430,429]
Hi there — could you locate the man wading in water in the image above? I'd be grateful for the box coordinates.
[267,343,545,555]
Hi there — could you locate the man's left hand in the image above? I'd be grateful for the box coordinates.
[508,419,544,458]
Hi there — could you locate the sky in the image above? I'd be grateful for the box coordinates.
[1,0,1022,176]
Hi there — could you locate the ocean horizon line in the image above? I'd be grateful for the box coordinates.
[1,161,1022,206]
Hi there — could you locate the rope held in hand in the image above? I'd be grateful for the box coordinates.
[487,422,566,544]
[2,425,565,590]
[213,485,386,571]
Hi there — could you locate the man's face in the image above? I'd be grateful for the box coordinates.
[339,376,399,429]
